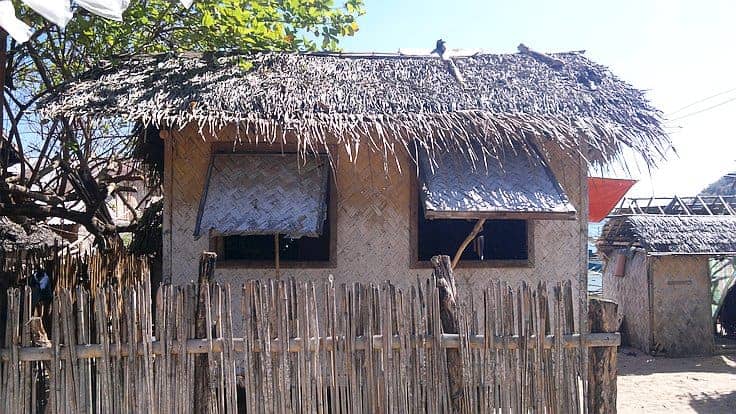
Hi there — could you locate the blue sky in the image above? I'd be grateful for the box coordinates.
[340,0,736,197]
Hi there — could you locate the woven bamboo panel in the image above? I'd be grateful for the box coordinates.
[650,256,715,356]
[197,154,328,237]
[418,146,576,216]
[166,129,211,279]
[165,131,587,326]
[602,249,651,352]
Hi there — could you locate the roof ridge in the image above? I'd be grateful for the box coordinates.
[97,48,588,64]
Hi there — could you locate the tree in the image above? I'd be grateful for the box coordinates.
[0,0,364,247]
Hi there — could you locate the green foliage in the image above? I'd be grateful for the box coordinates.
[12,0,364,89]
[30,1,362,53]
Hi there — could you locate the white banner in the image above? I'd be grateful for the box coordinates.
[22,0,73,29]
[76,0,130,22]
[0,0,32,43]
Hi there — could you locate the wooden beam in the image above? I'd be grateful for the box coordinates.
[696,196,713,215]
[425,210,576,221]
[674,196,691,215]
[0,333,622,362]
[719,196,736,215]
[451,219,486,269]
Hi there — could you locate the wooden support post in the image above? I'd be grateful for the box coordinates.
[587,298,619,414]
[29,317,51,413]
[431,255,464,411]
[194,252,216,414]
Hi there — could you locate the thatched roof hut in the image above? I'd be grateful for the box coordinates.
[597,213,729,356]
[40,47,668,329]
[0,217,63,252]
[598,215,736,255]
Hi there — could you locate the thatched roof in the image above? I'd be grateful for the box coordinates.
[40,49,667,167]
[598,215,736,255]
[0,217,63,252]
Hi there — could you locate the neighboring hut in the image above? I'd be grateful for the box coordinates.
[0,217,63,253]
[597,213,736,356]
[0,217,64,340]
[40,48,668,325]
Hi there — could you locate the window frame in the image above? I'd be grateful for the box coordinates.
[208,143,337,269]
[409,173,535,269]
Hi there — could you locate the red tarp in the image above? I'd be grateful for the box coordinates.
[588,177,637,222]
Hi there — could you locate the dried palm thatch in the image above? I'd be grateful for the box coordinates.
[39,49,668,168]
[598,215,736,255]
[0,217,63,252]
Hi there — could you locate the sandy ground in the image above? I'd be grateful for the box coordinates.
[617,347,736,413]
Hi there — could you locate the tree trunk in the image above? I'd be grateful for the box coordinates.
[194,252,217,413]
[431,255,464,411]
[588,298,619,414]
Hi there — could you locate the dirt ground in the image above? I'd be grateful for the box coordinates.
[617,347,736,413]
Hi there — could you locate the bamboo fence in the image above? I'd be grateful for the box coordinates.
[0,253,618,413]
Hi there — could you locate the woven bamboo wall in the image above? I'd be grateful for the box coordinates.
[650,256,714,356]
[163,126,586,324]
[602,249,651,352]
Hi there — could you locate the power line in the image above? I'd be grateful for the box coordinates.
[667,95,736,122]
[667,86,736,116]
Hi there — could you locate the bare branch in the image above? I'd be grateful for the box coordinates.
[0,182,64,205]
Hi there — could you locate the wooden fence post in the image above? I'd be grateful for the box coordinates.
[431,255,464,411]
[29,317,50,413]
[588,298,619,414]
[194,252,217,414]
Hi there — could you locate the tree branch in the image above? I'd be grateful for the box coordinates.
[451,219,486,269]
[0,182,64,205]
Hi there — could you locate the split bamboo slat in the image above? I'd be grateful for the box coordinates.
[0,252,619,413]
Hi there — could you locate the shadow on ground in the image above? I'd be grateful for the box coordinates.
[617,347,736,413]
[618,348,735,376]
[688,390,736,413]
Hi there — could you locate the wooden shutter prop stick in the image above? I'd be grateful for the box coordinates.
[451,219,486,269]
[274,233,281,278]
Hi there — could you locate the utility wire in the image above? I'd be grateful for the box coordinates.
[667,95,736,122]
[667,86,736,116]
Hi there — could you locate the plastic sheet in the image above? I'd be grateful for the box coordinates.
[0,0,32,43]
[76,0,129,21]
[588,177,637,222]
[22,0,73,28]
